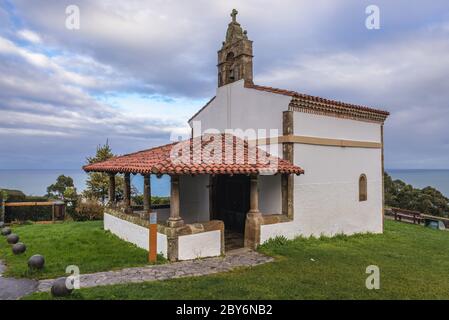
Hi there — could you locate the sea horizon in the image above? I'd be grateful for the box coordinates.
[0,168,448,198]
[0,169,170,197]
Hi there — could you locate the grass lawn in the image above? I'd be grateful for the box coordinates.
[0,221,160,280]
[25,220,449,300]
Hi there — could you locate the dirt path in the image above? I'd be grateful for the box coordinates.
[0,249,273,298]
[37,248,273,292]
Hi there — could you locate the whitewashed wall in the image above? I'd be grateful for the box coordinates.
[259,174,282,215]
[178,230,222,260]
[293,144,382,236]
[179,175,210,223]
[261,112,383,241]
[261,145,382,240]
[104,213,167,258]
[294,112,381,142]
[189,79,290,135]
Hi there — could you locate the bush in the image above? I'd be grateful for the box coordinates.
[72,199,104,221]
[259,236,289,249]
[131,195,170,207]
[1,189,25,202]
[132,194,143,206]
[152,196,170,205]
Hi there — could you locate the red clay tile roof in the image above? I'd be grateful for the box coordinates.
[188,82,389,124]
[83,134,304,176]
[244,83,389,123]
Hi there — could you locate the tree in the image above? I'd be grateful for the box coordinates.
[84,141,123,203]
[63,187,78,201]
[384,172,449,217]
[47,175,74,199]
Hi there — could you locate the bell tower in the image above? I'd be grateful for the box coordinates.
[217,9,253,87]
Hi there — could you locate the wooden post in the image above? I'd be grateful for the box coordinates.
[124,173,131,212]
[51,204,55,223]
[149,212,157,262]
[167,175,183,227]
[108,173,116,206]
[143,174,151,213]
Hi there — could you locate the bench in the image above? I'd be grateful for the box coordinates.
[391,208,423,225]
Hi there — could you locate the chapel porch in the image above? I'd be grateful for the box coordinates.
[83,134,304,261]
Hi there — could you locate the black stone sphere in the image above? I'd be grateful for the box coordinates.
[6,233,19,244]
[28,254,45,270]
[12,242,26,254]
[51,277,73,297]
[1,227,11,236]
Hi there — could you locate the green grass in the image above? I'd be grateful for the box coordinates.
[24,220,449,300]
[0,221,162,280]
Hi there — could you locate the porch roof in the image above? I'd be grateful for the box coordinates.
[83,134,304,176]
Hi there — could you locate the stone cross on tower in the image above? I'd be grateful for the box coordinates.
[231,9,238,23]
[217,9,253,87]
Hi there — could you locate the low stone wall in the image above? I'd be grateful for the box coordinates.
[104,210,224,261]
[259,214,296,244]
[104,212,168,258]
[178,230,222,260]
[160,220,224,261]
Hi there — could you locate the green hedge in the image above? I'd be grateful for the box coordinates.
[5,206,52,223]
[4,196,53,223]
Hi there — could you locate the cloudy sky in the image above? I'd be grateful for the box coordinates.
[0,0,448,170]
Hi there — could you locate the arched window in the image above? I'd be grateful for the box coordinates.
[226,52,235,82]
[359,174,367,201]
[229,68,234,81]
[226,52,235,62]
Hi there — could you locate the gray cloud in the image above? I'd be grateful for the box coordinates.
[0,0,449,169]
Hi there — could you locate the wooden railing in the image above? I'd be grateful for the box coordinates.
[391,207,423,225]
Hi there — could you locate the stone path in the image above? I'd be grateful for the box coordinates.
[0,261,38,300]
[37,248,273,292]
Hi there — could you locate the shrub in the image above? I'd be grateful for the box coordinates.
[259,235,289,250]
[132,194,143,206]
[152,196,170,205]
[1,189,25,202]
[72,199,104,221]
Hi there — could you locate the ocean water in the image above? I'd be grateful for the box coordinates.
[0,169,170,197]
[1,169,447,198]
[387,169,449,198]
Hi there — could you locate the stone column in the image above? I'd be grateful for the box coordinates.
[282,110,294,219]
[282,174,294,219]
[143,174,151,212]
[249,174,259,213]
[108,173,116,207]
[124,172,131,213]
[167,175,183,227]
[244,174,263,249]
[167,236,179,262]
